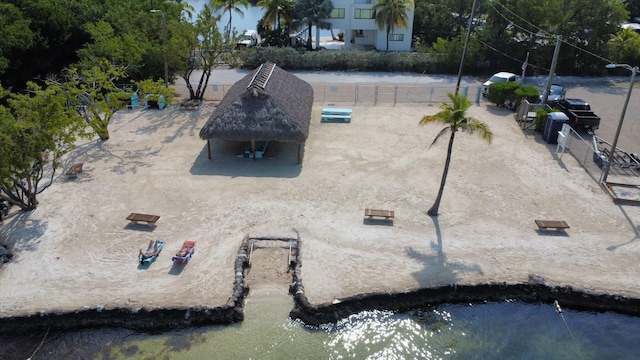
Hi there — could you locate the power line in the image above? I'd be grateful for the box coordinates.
[560,38,615,65]
[484,0,617,67]
[478,40,549,72]
[488,0,553,38]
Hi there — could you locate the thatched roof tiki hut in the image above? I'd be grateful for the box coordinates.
[199,62,314,164]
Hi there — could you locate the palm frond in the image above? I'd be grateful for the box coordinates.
[429,127,450,149]
[420,92,492,147]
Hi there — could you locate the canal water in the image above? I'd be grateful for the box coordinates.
[4,293,640,359]
[188,0,331,39]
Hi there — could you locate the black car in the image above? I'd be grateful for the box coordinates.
[540,84,566,106]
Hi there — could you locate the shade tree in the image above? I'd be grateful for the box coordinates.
[0,83,86,210]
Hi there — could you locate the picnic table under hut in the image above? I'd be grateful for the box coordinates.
[199,62,314,164]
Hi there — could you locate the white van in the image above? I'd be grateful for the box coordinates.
[237,30,261,48]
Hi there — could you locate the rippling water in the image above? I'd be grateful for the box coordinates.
[4,295,640,360]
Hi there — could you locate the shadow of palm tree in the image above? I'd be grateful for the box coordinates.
[406,216,484,287]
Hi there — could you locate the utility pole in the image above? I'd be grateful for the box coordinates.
[602,64,638,184]
[151,9,169,87]
[542,35,561,105]
[455,0,479,96]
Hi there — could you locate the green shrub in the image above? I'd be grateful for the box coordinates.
[487,82,520,107]
[535,108,550,131]
[514,85,540,108]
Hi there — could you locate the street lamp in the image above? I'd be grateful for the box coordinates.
[602,63,638,184]
[151,9,169,87]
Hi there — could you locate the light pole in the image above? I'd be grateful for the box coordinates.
[602,63,638,184]
[151,9,169,87]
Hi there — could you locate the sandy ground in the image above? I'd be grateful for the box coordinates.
[1,83,640,318]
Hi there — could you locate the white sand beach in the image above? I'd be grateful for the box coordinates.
[0,86,639,317]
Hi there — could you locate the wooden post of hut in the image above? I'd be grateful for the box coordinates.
[251,139,256,160]
[207,140,212,160]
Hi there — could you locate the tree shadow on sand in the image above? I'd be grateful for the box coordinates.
[0,211,47,254]
[406,215,483,287]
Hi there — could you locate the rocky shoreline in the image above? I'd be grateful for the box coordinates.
[2,281,639,335]
[1,234,640,334]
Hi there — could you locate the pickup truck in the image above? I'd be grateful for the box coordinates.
[555,98,601,131]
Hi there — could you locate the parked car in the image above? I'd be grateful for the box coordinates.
[236,30,261,48]
[539,84,566,106]
[481,72,522,97]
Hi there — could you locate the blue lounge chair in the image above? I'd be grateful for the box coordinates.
[139,238,164,264]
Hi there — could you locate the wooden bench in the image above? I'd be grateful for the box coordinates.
[365,208,395,221]
[180,100,200,109]
[127,213,160,226]
[535,220,569,231]
[66,163,84,178]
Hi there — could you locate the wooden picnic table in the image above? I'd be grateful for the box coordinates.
[365,208,395,221]
[535,220,569,231]
[127,213,160,226]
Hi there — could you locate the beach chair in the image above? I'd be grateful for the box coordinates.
[172,240,196,266]
[138,238,164,264]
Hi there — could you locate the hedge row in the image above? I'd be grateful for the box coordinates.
[238,47,438,73]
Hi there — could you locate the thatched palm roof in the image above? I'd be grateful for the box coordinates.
[199,62,313,143]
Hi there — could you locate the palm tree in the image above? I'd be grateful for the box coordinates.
[292,0,333,50]
[419,93,492,216]
[372,0,413,51]
[211,0,249,41]
[258,0,294,30]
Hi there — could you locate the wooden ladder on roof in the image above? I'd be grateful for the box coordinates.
[248,62,275,89]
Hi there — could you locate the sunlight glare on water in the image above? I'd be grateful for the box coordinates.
[322,309,455,359]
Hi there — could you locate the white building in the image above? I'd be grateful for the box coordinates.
[326,0,414,52]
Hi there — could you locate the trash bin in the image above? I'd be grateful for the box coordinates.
[543,112,569,144]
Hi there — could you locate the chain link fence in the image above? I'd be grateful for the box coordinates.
[562,128,603,183]
[208,84,483,106]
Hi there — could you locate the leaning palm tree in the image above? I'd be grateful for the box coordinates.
[372,0,413,51]
[419,93,492,216]
[211,0,249,41]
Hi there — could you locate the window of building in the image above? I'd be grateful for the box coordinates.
[354,9,375,19]
[330,8,345,18]
[389,33,404,41]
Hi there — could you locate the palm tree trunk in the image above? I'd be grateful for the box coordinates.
[386,24,391,51]
[428,131,456,216]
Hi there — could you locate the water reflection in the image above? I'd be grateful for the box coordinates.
[3,299,640,360]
